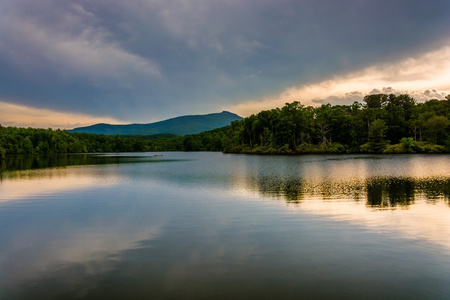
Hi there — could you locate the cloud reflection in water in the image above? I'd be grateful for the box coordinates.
[0,153,449,299]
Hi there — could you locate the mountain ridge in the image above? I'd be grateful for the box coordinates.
[69,111,243,135]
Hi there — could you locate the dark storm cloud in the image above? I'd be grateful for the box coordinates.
[1,0,449,121]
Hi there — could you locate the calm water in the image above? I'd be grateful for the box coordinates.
[0,152,449,299]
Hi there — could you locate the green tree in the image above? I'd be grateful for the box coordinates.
[183,136,202,151]
[0,147,6,160]
[400,137,418,153]
[23,137,33,153]
[367,119,389,153]
[363,94,387,109]
[424,115,449,144]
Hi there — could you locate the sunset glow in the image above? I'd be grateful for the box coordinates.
[1,0,449,127]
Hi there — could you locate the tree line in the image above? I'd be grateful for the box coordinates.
[0,122,227,157]
[101,93,450,154]
[220,94,450,154]
[1,93,449,158]
[0,127,148,158]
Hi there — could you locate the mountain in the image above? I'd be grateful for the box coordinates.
[69,111,243,135]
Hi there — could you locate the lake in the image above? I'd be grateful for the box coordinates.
[0,152,449,299]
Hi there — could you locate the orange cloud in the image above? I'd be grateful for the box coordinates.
[0,100,128,129]
[226,43,450,116]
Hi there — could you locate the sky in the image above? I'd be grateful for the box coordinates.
[1,0,450,129]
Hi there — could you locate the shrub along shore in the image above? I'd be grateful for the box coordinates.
[1,93,449,157]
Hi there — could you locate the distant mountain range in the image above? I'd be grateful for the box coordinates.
[69,111,243,135]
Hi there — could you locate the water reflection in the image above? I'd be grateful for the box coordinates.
[366,177,450,208]
[229,155,450,209]
[0,153,183,175]
[1,153,450,299]
[244,173,449,208]
[366,177,415,207]
[1,153,449,208]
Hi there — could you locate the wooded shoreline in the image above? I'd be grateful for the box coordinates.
[1,93,449,158]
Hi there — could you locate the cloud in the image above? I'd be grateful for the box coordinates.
[0,100,126,129]
[0,1,160,83]
[1,0,450,125]
[226,44,450,116]
[311,91,365,105]
[369,88,449,102]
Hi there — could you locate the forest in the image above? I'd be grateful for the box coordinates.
[0,128,149,159]
[219,93,450,154]
[1,93,449,158]
[148,93,450,154]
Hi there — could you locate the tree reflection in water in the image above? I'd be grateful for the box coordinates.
[247,173,449,208]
